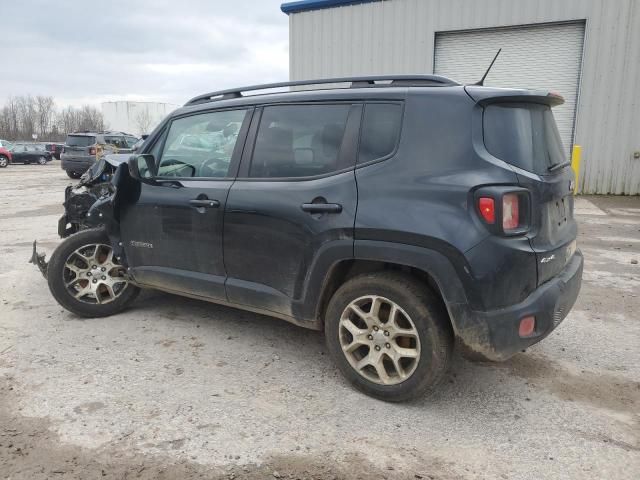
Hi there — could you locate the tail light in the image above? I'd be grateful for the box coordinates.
[475,187,530,235]
[478,197,495,224]
[89,147,96,155]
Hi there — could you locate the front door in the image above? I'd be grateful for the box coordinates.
[120,107,252,301]
[223,103,361,320]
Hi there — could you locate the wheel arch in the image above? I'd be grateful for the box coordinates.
[311,240,472,333]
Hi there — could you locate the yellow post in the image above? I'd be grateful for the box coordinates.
[571,145,582,195]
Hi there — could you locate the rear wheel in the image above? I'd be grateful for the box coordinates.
[0,156,8,168]
[47,228,140,317]
[37,156,47,165]
[66,170,81,179]
[325,272,453,402]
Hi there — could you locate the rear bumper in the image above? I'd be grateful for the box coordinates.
[61,156,95,172]
[450,250,583,361]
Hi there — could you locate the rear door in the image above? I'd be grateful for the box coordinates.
[223,103,361,319]
[482,101,578,284]
[119,108,252,301]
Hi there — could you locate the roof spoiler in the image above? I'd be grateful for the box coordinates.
[465,86,565,107]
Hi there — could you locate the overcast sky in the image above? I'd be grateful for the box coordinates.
[1,0,289,107]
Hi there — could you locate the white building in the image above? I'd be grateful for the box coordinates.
[282,0,640,194]
[101,101,180,137]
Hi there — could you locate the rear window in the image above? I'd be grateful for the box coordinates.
[483,103,565,174]
[65,135,96,147]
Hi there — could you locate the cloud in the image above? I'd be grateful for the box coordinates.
[0,0,289,107]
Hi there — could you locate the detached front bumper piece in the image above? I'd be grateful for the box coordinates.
[29,240,49,278]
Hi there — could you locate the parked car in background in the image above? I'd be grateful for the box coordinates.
[8,143,52,164]
[61,131,139,178]
[44,143,64,159]
[124,135,139,148]
[0,140,13,167]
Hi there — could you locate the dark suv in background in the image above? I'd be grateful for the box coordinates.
[61,131,138,178]
[44,143,64,159]
[39,76,582,401]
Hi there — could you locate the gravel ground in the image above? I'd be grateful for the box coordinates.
[0,164,638,479]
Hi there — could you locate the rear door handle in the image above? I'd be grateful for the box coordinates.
[301,203,342,214]
[189,199,220,208]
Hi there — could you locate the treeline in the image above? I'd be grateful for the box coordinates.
[0,95,106,142]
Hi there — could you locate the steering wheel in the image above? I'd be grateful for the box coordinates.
[200,157,229,177]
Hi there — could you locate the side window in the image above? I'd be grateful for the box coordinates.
[157,109,247,178]
[249,104,350,178]
[358,103,402,164]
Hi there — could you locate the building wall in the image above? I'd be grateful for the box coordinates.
[101,101,179,137]
[288,0,640,194]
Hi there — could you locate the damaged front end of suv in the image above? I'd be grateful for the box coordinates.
[57,154,132,238]
[30,154,140,278]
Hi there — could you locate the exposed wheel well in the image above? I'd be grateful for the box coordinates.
[316,259,449,329]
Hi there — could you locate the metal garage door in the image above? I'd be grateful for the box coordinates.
[435,22,585,159]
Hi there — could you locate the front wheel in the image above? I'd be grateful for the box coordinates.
[325,272,453,402]
[0,156,8,168]
[47,228,140,317]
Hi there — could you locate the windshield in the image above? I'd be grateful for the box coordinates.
[483,103,566,174]
[2,141,14,150]
[65,135,96,147]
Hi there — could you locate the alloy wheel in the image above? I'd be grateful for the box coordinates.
[38,156,47,165]
[62,243,129,304]
[339,295,421,385]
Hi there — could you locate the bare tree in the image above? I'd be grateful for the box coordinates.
[16,95,37,139]
[35,96,55,137]
[0,96,106,141]
[134,108,153,135]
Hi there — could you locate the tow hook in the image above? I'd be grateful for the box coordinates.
[29,240,48,278]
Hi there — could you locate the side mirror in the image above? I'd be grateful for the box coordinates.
[128,154,157,183]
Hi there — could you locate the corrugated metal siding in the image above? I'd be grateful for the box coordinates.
[289,0,640,194]
[434,22,585,159]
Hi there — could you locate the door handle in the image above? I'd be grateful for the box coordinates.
[301,202,342,214]
[189,199,220,208]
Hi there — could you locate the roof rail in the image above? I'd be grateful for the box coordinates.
[184,75,459,106]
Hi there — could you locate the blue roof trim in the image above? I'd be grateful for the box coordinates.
[281,0,380,14]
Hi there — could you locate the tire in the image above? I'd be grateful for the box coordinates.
[47,228,140,318]
[0,156,8,168]
[38,156,47,165]
[66,170,81,179]
[324,272,453,402]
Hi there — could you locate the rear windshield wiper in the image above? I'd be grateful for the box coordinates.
[548,161,571,172]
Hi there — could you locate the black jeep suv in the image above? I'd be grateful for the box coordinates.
[39,76,582,401]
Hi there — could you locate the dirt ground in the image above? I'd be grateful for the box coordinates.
[0,164,639,480]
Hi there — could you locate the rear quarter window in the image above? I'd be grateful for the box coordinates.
[358,103,402,164]
[483,103,566,174]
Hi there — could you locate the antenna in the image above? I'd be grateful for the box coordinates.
[475,48,502,86]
